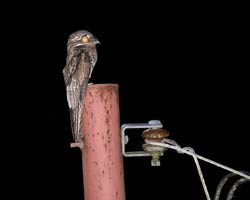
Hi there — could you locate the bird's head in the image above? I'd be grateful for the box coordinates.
[67,30,100,49]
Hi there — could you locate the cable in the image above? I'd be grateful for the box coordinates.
[183,147,211,200]
[214,172,239,200]
[144,139,250,199]
[145,139,250,180]
[214,171,249,200]
[226,178,249,200]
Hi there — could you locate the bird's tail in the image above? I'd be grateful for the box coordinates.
[69,103,83,142]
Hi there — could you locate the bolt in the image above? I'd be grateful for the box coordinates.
[148,120,162,126]
[124,135,129,144]
[151,155,161,166]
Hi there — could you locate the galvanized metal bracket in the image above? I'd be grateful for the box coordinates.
[121,120,163,157]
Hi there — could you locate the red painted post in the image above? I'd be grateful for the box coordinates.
[80,84,126,200]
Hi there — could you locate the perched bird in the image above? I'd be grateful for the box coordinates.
[63,30,99,142]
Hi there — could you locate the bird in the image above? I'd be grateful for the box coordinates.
[63,30,99,142]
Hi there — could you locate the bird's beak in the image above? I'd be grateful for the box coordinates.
[94,39,100,45]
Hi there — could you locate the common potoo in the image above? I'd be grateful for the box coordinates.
[63,30,99,142]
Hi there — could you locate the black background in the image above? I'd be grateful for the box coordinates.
[4,2,249,200]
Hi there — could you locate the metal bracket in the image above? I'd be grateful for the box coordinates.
[121,120,163,157]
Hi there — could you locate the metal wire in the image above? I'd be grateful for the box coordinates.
[183,147,211,200]
[145,139,250,180]
[226,178,250,200]
[145,139,250,199]
[214,172,239,200]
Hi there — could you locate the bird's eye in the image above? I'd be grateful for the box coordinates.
[81,36,89,43]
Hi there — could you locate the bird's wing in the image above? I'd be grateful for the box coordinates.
[77,50,92,102]
[64,48,91,108]
[64,48,92,141]
[63,47,80,86]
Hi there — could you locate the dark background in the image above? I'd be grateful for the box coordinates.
[4,2,249,200]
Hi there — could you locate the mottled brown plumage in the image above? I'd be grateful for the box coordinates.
[63,30,99,141]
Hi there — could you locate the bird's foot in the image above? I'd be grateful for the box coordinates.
[70,140,84,149]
